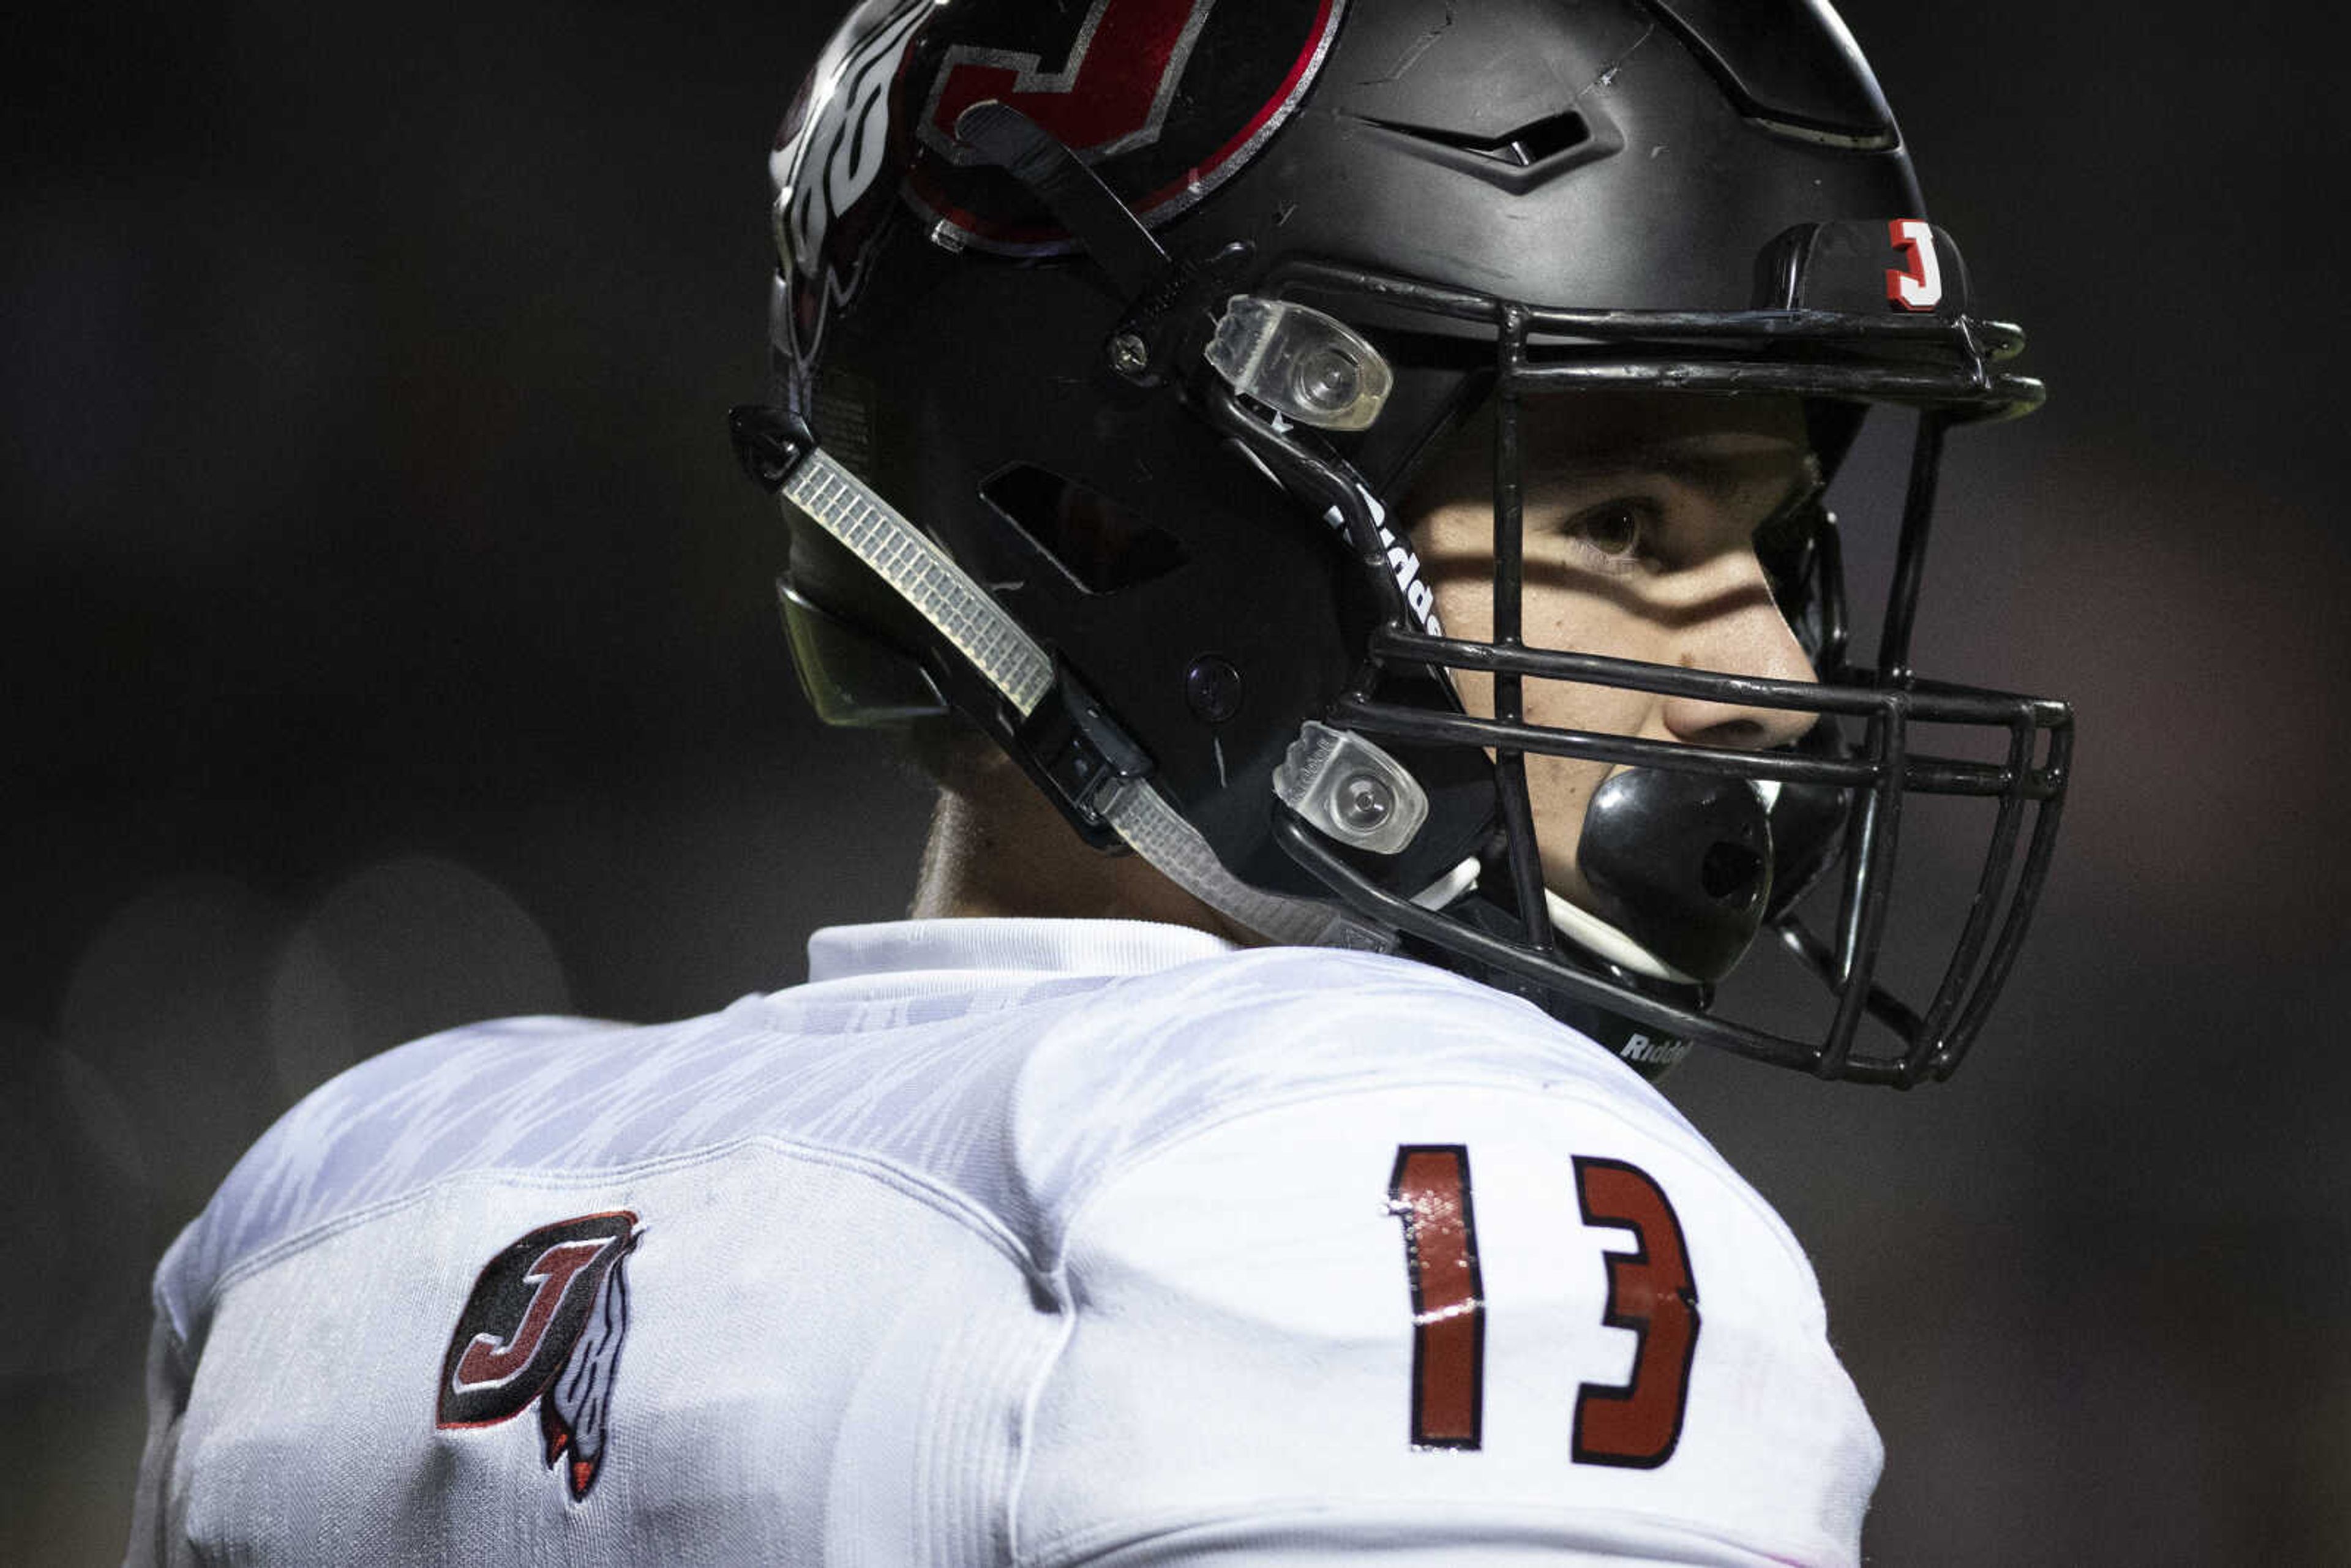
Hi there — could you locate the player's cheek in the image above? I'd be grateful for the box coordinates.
[1526,750,1612,898]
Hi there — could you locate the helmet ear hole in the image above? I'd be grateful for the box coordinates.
[978,464,1189,595]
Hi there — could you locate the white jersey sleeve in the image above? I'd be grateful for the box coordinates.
[1019,1083,1879,1567]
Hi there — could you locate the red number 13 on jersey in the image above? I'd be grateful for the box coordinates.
[1389,1146,1700,1466]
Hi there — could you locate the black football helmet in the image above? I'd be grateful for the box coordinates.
[730,0,2072,1087]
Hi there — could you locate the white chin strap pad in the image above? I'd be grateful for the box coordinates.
[1410,856,1700,987]
[1543,887,1700,986]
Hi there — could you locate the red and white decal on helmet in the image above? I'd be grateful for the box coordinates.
[771,0,932,388]
[904,0,1345,255]
[919,0,1217,167]
[1886,218,1944,312]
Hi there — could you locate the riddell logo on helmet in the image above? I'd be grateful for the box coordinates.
[1322,488,1443,637]
[1621,1033,1693,1069]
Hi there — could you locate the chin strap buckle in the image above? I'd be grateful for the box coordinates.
[1020,667,1155,831]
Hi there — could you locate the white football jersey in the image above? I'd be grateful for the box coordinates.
[129,918,1880,1567]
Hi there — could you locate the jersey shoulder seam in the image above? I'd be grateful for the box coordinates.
[184,1130,1038,1329]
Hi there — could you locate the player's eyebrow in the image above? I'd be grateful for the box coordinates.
[1520,442,1823,522]
[1521,440,1817,500]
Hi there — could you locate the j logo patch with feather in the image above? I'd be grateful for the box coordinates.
[436,1211,640,1501]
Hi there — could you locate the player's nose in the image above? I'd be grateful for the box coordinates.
[1657,559,1818,751]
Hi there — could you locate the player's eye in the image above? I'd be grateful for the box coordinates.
[1562,498,1657,572]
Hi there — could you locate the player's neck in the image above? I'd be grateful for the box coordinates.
[909,747,1248,940]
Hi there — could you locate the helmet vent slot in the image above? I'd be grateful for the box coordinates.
[1366,110,1591,170]
[979,463,1188,596]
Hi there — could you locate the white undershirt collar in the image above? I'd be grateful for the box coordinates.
[806,917,1238,986]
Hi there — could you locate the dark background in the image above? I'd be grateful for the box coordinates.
[4,2,2342,1562]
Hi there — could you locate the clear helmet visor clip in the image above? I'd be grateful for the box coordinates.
[1205,296,1394,432]
[1274,721,1429,855]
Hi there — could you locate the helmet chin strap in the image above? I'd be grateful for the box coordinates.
[1410,854,1699,986]
[1544,887,1701,986]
